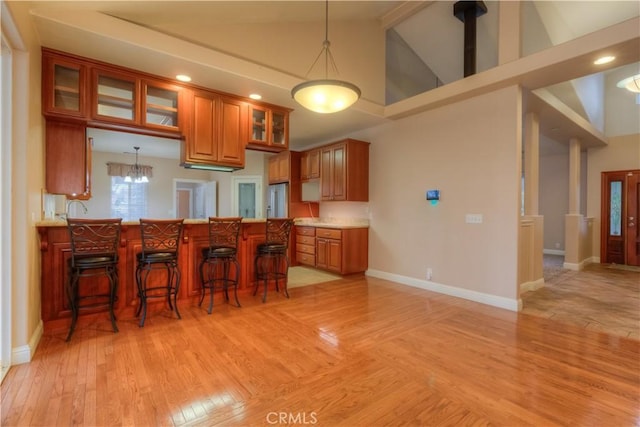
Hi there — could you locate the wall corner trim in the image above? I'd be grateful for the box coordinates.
[12,320,43,365]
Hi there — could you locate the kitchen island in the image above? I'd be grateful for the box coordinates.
[37,219,278,331]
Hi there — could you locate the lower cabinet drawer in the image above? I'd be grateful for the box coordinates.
[296,243,315,255]
[296,252,316,266]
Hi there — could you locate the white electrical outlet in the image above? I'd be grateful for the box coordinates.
[426,268,433,280]
[465,214,483,224]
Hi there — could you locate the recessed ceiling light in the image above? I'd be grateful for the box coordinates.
[176,74,191,82]
[249,93,262,100]
[593,56,615,65]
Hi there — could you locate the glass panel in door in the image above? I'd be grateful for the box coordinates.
[145,84,179,128]
[271,110,286,146]
[54,64,81,112]
[96,74,136,122]
[238,183,256,218]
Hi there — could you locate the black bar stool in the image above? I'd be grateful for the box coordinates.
[65,218,122,341]
[254,218,294,302]
[198,217,242,313]
[135,218,184,327]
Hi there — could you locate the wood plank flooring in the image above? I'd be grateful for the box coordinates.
[2,274,639,426]
[523,261,640,339]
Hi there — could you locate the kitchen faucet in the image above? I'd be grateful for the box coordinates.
[65,200,88,218]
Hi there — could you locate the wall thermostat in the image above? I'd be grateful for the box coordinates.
[426,190,440,201]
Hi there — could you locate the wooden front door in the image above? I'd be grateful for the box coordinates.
[601,170,640,266]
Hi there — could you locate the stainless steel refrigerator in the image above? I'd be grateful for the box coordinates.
[267,183,288,218]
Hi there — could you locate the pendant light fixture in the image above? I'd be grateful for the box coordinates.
[124,146,149,183]
[291,0,361,114]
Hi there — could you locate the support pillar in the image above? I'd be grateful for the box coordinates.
[564,138,583,269]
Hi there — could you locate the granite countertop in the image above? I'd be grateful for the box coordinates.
[36,217,368,228]
[36,218,268,227]
[294,217,369,229]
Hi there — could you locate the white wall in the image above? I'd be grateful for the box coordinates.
[355,86,522,303]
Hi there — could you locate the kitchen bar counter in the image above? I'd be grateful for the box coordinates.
[36,219,277,331]
[293,218,370,229]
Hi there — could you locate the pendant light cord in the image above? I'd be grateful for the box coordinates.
[303,0,340,79]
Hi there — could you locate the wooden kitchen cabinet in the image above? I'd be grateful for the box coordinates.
[247,104,291,152]
[181,89,247,169]
[42,52,88,119]
[92,67,138,125]
[268,151,290,183]
[300,149,320,181]
[268,150,303,185]
[315,227,368,274]
[45,120,92,199]
[295,226,316,267]
[142,80,182,132]
[320,139,369,201]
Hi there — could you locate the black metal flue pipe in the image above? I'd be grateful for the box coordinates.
[453,1,487,77]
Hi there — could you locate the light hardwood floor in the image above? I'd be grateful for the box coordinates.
[2,274,639,426]
[523,260,640,339]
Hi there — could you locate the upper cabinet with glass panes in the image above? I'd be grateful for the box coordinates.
[42,48,290,154]
[42,51,89,119]
[92,68,138,125]
[247,104,291,152]
[42,49,184,136]
[142,80,181,131]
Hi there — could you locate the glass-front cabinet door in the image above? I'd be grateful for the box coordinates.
[142,80,180,131]
[249,105,268,145]
[93,69,137,124]
[43,55,88,118]
[271,109,288,148]
[247,105,289,150]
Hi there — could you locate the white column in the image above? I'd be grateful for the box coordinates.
[568,138,581,214]
[523,112,539,215]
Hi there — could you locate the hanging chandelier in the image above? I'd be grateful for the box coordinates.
[291,0,361,114]
[125,146,149,183]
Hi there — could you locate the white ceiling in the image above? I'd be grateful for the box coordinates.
[24,1,640,157]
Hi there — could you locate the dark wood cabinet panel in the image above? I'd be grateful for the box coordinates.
[45,120,91,199]
[218,96,247,166]
[181,90,246,168]
[299,226,368,275]
[301,149,320,181]
[320,139,369,202]
[37,221,274,330]
[268,151,292,184]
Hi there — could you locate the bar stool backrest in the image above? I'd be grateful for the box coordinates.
[139,218,184,256]
[265,218,294,248]
[207,217,242,251]
[67,218,122,265]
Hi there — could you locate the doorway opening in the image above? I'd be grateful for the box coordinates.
[173,179,217,219]
[231,176,263,218]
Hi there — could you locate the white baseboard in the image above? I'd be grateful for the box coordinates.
[366,269,520,312]
[12,319,43,365]
[563,257,594,271]
[543,249,565,256]
[520,278,545,293]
